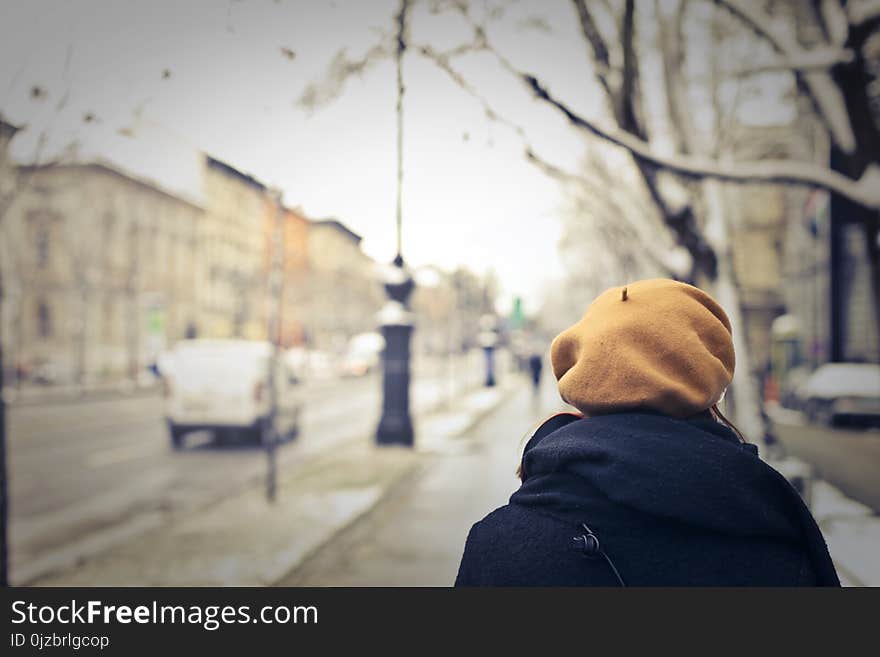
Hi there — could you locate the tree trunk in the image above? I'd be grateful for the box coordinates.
[865,214,880,360]
[702,179,766,444]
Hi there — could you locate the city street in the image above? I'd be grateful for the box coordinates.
[774,418,880,514]
[281,374,566,586]
[7,354,481,584]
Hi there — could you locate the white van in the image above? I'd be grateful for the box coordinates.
[160,339,304,449]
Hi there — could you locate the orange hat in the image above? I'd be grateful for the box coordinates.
[550,279,735,418]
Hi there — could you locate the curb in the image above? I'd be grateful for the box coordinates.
[274,381,519,585]
[768,453,877,587]
[5,384,161,407]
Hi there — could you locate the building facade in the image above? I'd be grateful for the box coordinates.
[263,200,310,347]
[1,123,385,387]
[305,219,382,353]
[725,118,879,387]
[1,162,201,385]
[197,156,268,341]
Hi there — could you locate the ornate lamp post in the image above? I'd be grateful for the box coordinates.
[376,0,415,446]
[376,255,415,445]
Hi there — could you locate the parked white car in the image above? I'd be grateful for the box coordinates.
[284,347,337,382]
[339,332,385,377]
[161,339,304,449]
[797,362,880,427]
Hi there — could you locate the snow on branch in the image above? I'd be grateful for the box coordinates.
[416,43,525,138]
[520,73,880,210]
[712,0,857,154]
[727,46,854,77]
[297,40,392,111]
[848,0,880,30]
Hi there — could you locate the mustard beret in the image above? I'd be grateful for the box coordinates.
[550,279,735,418]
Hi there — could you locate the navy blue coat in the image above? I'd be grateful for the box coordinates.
[455,412,840,586]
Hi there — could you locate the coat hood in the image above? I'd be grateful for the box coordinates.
[512,412,839,584]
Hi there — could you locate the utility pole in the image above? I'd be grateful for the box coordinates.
[0,278,8,586]
[265,188,285,502]
[0,117,20,588]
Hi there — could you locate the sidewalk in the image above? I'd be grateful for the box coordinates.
[810,481,880,586]
[33,379,519,586]
[281,378,564,585]
[766,405,880,586]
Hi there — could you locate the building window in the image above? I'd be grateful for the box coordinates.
[103,295,115,343]
[36,224,50,268]
[37,300,52,338]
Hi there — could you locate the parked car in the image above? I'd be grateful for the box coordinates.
[284,347,336,382]
[797,362,880,428]
[29,360,75,386]
[339,332,385,377]
[161,339,304,449]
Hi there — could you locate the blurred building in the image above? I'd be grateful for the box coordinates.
[784,187,880,366]
[725,119,879,383]
[1,117,389,387]
[725,186,788,373]
[782,0,879,366]
[1,160,202,385]
[263,200,310,347]
[448,267,499,351]
[197,156,268,341]
[410,265,456,357]
[305,219,382,352]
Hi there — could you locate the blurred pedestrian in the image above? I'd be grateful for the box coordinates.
[527,351,543,396]
[455,279,839,586]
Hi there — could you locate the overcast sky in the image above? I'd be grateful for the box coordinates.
[0,0,623,314]
[0,0,797,317]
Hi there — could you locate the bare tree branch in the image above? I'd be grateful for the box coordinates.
[526,148,681,276]
[657,0,695,155]
[297,40,392,110]
[415,44,525,137]
[618,0,646,139]
[519,72,880,209]
[711,0,857,153]
[415,39,679,274]
[847,0,880,32]
[502,2,712,275]
[725,47,855,76]
[571,0,614,92]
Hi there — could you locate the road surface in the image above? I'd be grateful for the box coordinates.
[773,418,880,514]
[7,355,482,584]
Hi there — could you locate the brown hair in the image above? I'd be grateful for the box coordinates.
[709,403,748,443]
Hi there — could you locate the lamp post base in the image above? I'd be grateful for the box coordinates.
[376,322,415,447]
[376,413,414,446]
[484,345,496,387]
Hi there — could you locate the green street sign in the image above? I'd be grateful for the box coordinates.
[510,296,524,329]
